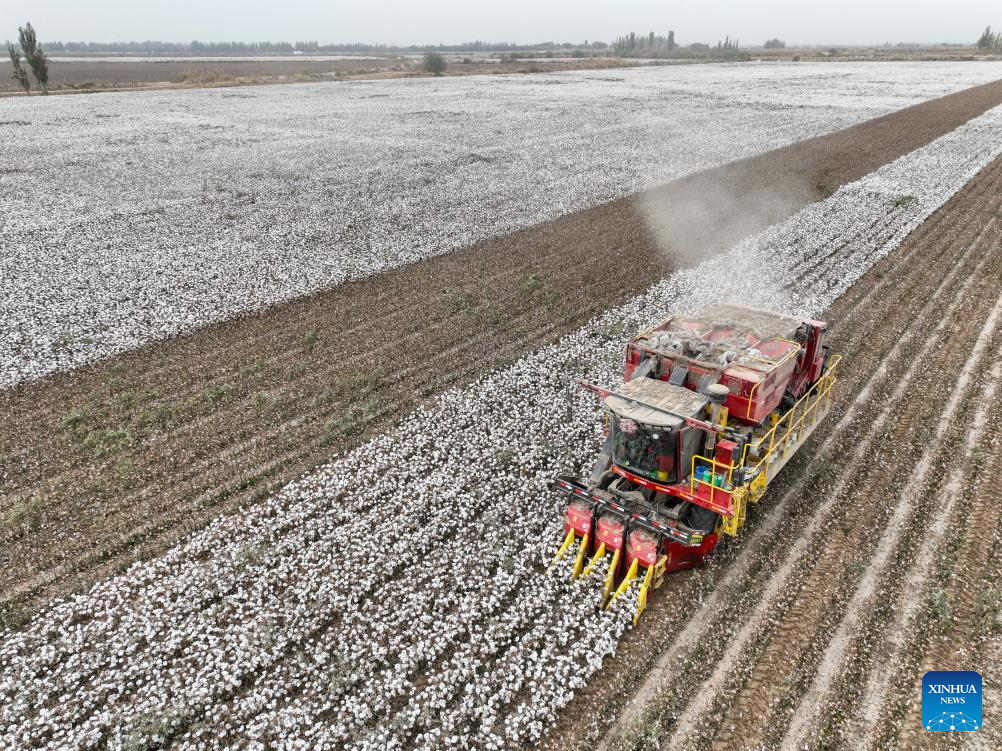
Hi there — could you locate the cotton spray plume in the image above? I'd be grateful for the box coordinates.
[634,159,821,270]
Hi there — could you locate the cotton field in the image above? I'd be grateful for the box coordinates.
[4,62,1002,388]
[3,97,1000,750]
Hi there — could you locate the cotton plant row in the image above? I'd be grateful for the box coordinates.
[4,63,1002,388]
[4,103,1001,751]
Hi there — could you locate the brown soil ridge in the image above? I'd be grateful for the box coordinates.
[709,216,1002,751]
[544,152,1002,750]
[2,78,1002,626]
[880,355,1002,749]
[0,56,642,96]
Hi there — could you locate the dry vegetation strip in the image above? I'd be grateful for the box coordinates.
[542,151,1002,751]
[0,56,641,95]
[2,79,1002,626]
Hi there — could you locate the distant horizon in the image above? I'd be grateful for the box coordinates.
[11,37,992,52]
[1,1,998,50]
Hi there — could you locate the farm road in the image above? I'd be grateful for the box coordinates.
[3,77,1002,625]
[546,140,1002,751]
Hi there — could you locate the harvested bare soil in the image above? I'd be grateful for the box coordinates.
[0,56,399,92]
[544,145,1002,750]
[2,78,1002,629]
[0,55,637,95]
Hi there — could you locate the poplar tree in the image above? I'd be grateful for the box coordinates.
[18,22,49,94]
[7,42,30,93]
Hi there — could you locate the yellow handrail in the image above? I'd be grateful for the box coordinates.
[740,355,841,478]
[688,355,841,504]
[688,452,735,506]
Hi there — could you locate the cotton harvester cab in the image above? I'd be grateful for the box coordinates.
[550,304,840,623]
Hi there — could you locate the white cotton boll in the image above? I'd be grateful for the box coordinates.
[4,63,1002,390]
[3,69,1002,751]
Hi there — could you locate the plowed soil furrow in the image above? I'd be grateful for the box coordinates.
[872,385,1002,749]
[669,228,1000,751]
[0,301,599,610]
[4,80,1002,629]
[29,286,576,518]
[546,151,1002,751]
[718,226,1002,751]
[845,322,1002,751]
[776,274,1002,750]
[634,211,996,745]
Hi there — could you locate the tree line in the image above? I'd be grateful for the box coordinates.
[7,22,48,94]
[612,30,749,60]
[977,26,1002,53]
[26,39,612,55]
[12,27,1002,67]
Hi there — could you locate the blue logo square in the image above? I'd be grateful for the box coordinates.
[922,671,982,731]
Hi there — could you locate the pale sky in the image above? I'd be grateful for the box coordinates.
[1,1,998,47]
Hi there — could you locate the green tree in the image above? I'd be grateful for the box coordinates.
[977,25,993,49]
[423,51,447,75]
[7,42,30,93]
[18,22,49,94]
[977,26,1002,52]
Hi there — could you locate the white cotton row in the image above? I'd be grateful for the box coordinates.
[3,101,1000,750]
[4,61,1002,389]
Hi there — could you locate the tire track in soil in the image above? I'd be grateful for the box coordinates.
[730,194,999,751]
[851,314,1002,751]
[777,235,1002,751]
[871,355,1002,746]
[772,176,1002,751]
[729,216,1002,750]
[795,328,1002,751]
[546,154,1002,751]
[668,221,1001,751]
[5,79,1002,624]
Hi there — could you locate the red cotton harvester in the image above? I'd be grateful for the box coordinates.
[550,304,840,623]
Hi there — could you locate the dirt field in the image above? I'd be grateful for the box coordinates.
[2,78,1002,631]
[541,151,1002,751]
[4,49,996,96]
[0,56,397,91]
[0,55,637,94]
